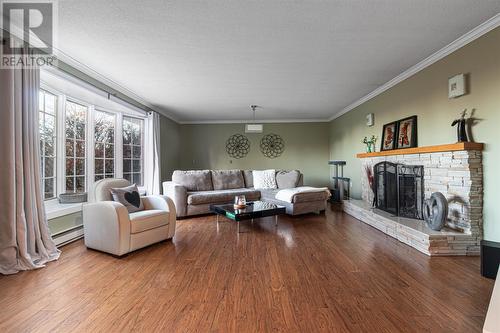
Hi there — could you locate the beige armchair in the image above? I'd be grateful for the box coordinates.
[83,179,176,256]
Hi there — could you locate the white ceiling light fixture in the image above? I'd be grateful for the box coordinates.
[245,105,264,133]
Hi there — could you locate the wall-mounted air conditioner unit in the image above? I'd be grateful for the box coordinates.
[245,124,263,133]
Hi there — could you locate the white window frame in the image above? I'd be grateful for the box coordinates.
[122,115,146,187]
[63,97,90,193]
[93,109,117,182]
[39,83,148,206]
[39,89,58,200]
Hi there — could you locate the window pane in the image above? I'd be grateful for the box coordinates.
[123,145,131,158]
[75,158,85,175]
[65,118,74,139]
[66,139,74,157]
[95,175,104,182]
[95,143,104,158]
[66,158,74,176]
[95,159,104,174]
[44,157,54,178]
[133,159,141,172]
[123,159,131,173]
[45,137,55,156]
[105,159,114,174]
[45,114,55,137]
[44,178,54,198]
[76,140,85,157]
[132,146,141,159]
[132,173,142,186]
[66,177,74,192]
[75,176,85,192]
[105,144,114,158]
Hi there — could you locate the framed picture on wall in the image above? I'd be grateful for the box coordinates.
[396,116,417,149]
[380,121,397,151]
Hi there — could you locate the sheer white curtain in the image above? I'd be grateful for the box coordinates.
[0,65,60,275]
[145,112,162,195]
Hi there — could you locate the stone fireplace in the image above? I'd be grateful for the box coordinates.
[343,143,483,256]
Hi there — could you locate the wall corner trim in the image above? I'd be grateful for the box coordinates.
[328,13,500,122]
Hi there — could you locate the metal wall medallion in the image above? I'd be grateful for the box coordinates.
[260,133,285,158]
[226,134,250,159]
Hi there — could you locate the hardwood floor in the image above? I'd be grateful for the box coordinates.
[0,206,494,332]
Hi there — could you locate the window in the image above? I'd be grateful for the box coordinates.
[38,81,148,202]
[94,111,116,181]
[65,100,88,193]
[123,116,144,186]
[39,90,57,200]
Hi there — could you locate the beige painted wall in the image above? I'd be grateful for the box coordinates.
[329,27,500,242]
[178,123,330,187]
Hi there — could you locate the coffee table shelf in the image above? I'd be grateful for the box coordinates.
[210,201,286,232]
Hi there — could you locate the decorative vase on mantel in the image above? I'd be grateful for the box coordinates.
[363,135,378,153]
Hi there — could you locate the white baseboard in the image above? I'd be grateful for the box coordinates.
[53,226,84,247]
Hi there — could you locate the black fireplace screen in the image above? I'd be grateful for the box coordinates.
[374,162,424,219]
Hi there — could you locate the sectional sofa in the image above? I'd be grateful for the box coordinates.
[162,169,329,218]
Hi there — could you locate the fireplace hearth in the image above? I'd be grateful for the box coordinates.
[374,162,424,219]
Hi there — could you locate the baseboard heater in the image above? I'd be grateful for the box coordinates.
[52,225,84,247]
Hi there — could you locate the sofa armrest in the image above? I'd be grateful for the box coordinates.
[162,181,187,217]
[82,201,131,256]
[142,195,177,239]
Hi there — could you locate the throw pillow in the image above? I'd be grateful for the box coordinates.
[276,170,300,189]
[253,169,277,189]
[110,184,144,213]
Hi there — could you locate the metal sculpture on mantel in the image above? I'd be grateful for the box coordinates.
[451,109,469,142]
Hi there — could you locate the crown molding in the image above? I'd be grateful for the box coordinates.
[179,118,330,125]
[54,52,180,123]
[328,13,500,122]
[44,12,500,125]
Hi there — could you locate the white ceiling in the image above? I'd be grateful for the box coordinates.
[56,0,500,122]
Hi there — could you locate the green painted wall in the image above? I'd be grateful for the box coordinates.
[178,123,330,187]
[160,115,181,181]
[329,27,500,242]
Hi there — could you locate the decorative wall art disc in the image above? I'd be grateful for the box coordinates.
[225,134,250,159]
[260,134,285,158]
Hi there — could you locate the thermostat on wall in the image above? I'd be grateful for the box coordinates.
[449,74,466,98]
[366,113,374,127]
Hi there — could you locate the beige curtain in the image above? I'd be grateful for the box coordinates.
[146,112,161,195]
[0,65,60,275]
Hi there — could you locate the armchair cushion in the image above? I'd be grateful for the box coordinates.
[110,184,144,213]
[129,210,169,233]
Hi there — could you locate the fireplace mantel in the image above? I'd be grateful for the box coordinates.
[357,142,483,158]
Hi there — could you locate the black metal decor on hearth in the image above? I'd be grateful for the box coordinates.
[225,134,250,159]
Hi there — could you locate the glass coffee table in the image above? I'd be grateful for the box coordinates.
[210,201,286,233]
